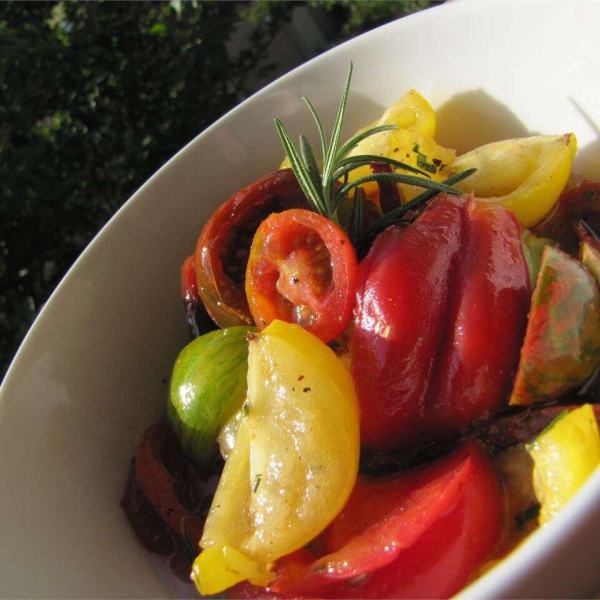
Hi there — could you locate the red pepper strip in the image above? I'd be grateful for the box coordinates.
[134,422,205,547]
[370,162,402,213]
[270,441,502,599]
[352,194,530,451]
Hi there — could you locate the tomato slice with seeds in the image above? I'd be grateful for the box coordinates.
[245,209,357,343]
[195,169,308,329]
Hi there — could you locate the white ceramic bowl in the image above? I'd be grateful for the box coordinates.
[1,1,599,597]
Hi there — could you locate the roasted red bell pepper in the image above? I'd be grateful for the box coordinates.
[352,193,530,450]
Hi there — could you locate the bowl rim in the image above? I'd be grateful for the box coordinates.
[2,1,600,597]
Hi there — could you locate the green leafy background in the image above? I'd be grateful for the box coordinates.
[0,0,436,380]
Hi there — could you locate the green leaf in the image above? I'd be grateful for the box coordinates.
[359,168,477,241]
[321,63,353,196]
[149,22,167,36]
[335,123,398,160]
[332,153,430,181]
[275,119,327,216]
[336,171,461,201]
[299,134,324,201]
[303,96,327,166]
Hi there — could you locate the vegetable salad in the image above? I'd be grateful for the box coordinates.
[122,65,600,599]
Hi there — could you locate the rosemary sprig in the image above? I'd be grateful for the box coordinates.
[274,62,475,239]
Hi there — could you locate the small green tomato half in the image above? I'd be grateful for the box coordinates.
[168,325,255,467]
[510,245,600,405]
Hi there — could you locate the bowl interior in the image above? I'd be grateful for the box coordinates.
[1,1,599,597]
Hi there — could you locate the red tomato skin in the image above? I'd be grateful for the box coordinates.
[180,254,199,302]
[245,208,358,343]
[195,169,307,329]
[269,441,502,599]
[352,194,530,451]
[425,200,530,437]
[352,194,465,449]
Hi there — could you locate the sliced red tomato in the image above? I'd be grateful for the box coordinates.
[245,209,357,343]
[352,193,530,450]
[266,440,502,599]
[195,169,308,328]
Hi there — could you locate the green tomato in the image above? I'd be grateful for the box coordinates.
[168,326,255,467]
[510,245,600,405]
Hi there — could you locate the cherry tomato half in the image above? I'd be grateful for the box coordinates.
[195,169,308,328]
[245,209,358,343]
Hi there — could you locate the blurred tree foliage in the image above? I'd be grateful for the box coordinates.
[0,0,436,380]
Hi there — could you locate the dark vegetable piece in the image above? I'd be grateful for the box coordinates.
[121,459,176,557]
[134,421,216,549]
[533,180,600,256]
[194,169,309,328]
[360,401,600,476]
[120,460,199,583]
[370,161,402,213]
[180,254,217,338]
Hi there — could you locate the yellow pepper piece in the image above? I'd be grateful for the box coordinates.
[192,545,274,595]
[528,404,600,526]
[196,320,360,595]
[451,133,577,228]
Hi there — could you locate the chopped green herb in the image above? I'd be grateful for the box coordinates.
[252,473,262,493]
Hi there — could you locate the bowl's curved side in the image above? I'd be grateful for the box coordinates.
[0,1,599,597]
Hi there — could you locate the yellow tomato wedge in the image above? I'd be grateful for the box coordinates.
[527,404,600,526]
[451,133,577,228]
[386,128,456,203]
[192,320,360,595]
[343,90,438,199]
[279,90,440,198]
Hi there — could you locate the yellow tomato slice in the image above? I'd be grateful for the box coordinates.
[528,404,600,526]
[451,133,577,228]
[279,90,439,197]
[193,320,360,595]
[386,129,456,203]
[343,90,439,198]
